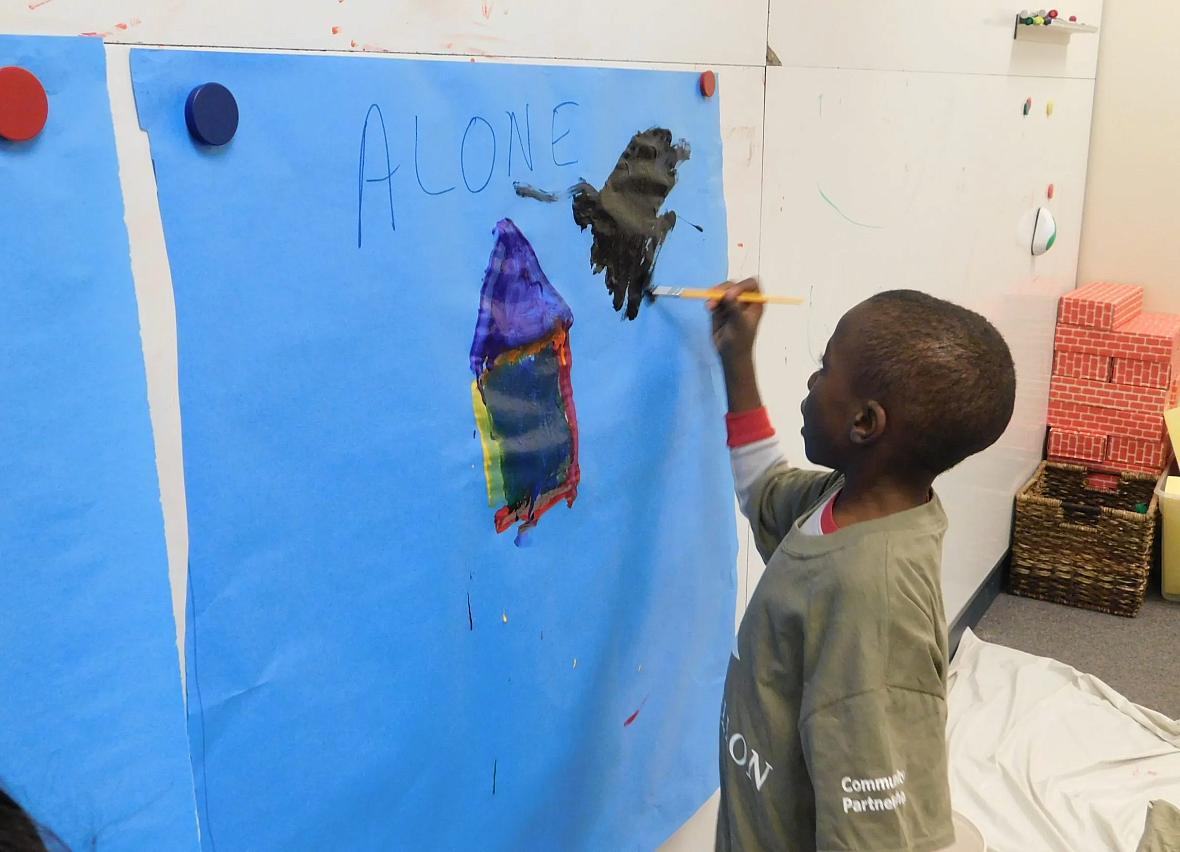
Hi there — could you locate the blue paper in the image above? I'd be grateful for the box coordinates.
[0,36,198,851]
[132,49,736,852]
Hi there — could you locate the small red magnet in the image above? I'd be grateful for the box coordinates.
[1048,9,1058,17]
[1069,15,1077,21]
[699,70,716,98]
[1048,184,1055,199]
[0,66,49,142]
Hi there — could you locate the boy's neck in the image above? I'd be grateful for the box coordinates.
[832,469,934,527]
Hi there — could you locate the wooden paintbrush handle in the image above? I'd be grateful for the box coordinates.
[659,287,805,306]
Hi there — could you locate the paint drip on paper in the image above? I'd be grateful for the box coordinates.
[470,219,579,540]
[572,128,690,320]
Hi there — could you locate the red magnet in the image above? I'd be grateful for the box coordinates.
[1069,15,1077,21]
[1048,184,1055,199]
[699,70,716,98]
[1048,9,1058,17]
[185,82,239,146]
[0,66,48,142]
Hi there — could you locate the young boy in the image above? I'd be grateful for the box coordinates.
[709,280,1016,852]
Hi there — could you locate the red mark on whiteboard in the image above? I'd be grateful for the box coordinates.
[332,26,341,34]
[482,2,493,18]
[623,695,650,727]
[28,0,55,10]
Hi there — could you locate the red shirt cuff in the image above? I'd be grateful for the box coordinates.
[726,407,776,448]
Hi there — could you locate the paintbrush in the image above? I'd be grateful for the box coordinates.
[651,286,805,306]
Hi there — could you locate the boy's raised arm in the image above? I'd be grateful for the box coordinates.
[708,279,765,416]
[710,281,839,550]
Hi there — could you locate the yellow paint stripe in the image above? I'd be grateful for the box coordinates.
[471,379,503,507]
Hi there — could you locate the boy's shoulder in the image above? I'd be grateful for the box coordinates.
[792,502,950,707]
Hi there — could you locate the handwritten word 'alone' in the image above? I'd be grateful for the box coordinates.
[357,101,579,247]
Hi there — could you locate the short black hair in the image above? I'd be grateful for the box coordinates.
[0,785,66,851]
[850,290,1017,475]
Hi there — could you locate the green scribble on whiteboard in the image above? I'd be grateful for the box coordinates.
[817,185,884,229]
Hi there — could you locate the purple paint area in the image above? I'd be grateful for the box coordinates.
[470,219,573,376]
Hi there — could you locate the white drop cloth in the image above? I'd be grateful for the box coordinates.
[947,629,1180,851]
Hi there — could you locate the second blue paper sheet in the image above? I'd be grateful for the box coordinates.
[132,49,736,852]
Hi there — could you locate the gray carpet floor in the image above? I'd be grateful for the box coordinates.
[974,589,1180,720]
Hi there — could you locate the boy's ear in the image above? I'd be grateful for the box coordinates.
[849,401,887,446]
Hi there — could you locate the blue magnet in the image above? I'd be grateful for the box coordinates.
[185,83,238,146]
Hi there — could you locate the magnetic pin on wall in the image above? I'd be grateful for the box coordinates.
[185,82,239,146]
[699,71,716,98]
[0,66,48,142]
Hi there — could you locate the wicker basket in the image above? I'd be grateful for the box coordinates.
[1010,461,1160,617]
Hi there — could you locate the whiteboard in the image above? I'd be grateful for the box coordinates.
[770,0,1103,78]
[102,42,763,852]
[756,66,1096,621]
[7,0,767,66]
[101,45,766,656]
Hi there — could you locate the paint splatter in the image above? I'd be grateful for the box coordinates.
[573,658,577,668]
[571,128,690,319]
[492,760,498,794]
[351,40,359,47]
[623,695,650,727]
[513,182,563,203]
[467,593,474,630]
[482,2,493,18]
[332,25,341,34]
[502,611,507,623]
[470,219,579,539]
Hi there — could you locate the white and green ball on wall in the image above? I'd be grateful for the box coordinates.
[1018,206,1057,256]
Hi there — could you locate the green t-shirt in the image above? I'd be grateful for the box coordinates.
[716,464,955,852]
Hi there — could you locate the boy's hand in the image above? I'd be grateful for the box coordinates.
[709,278,764,362]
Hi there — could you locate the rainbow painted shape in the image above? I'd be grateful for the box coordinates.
[470,219,579,536]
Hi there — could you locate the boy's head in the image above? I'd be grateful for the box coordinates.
[801,290,1016,480]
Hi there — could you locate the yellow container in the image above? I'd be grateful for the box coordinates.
[1161,476,1180,603]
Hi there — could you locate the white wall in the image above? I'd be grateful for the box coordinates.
[755,1,1103,625]
[1078,0,1180,313]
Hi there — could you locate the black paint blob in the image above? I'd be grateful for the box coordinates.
[571,128,690,320]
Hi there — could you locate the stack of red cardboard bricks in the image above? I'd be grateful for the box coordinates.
[1047,281,1180,485]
